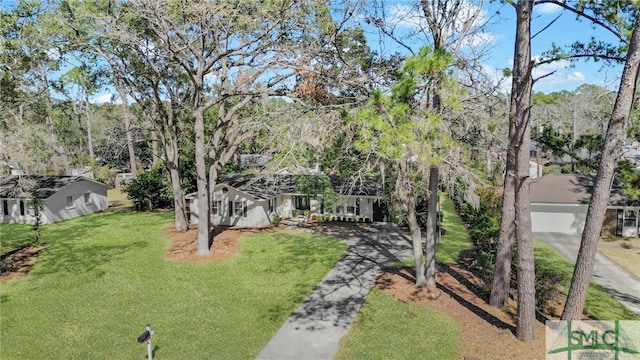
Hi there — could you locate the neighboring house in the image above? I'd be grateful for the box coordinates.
[0,175,108,225]
[186,174,387,228]
[530,174,639,237]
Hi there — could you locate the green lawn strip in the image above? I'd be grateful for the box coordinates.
[0,212,346,359]
[436,195,474,264]
[336,290,460,360]
[1,223,34,253]
[533,241,638,320]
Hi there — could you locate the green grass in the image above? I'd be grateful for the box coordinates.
[337,195,469,358]
[0,211,347,359]
[436,195,474,264]
[384,195,474,269]
[336,290,460,360]
[0,223,33,253]
[533,241,638,320]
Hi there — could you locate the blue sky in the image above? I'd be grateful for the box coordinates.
[360,1,626,94]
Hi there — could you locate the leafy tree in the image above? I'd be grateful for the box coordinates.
[123,163,173,211]
[351,46,454,288]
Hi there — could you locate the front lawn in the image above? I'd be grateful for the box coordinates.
[0,211,347,359]
[0,223,33,253]
[336,290,460,360]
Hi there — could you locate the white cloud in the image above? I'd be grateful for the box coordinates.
[534,3,562,15]
[90,93,117,104]
[387,4,426,30]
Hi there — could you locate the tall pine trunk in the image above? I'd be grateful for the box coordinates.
[562,11,640,320]
[490,124,516,307]
[399,162,427,287]
[513,0,535,341]
[425,166,438,289]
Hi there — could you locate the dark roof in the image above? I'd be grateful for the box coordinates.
[239,154,271,168]
[217,174,382,200]
[0,175,103,199]
[530,174,635,207]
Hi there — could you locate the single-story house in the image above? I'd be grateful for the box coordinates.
[530,174,639,237]
[0,175,108,225]
[186,174,387,228]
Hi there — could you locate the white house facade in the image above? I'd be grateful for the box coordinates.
[187,174,386,228]
[0,176,108,225]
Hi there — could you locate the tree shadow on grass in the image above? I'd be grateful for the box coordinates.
[280,223,414,332]
[32,240,148,278]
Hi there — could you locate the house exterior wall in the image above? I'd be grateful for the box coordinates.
[276,195,295,217]
[531,203,588,234]
[0,180,107,224]
[190,186,271,228]
[45,180,108,223]
[0,199,47,224]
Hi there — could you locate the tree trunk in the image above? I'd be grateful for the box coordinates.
[407,192,428,287]
[164,125,188,232]
[490,129,516,307]
[194,107,211,255]
[151,129,161,165]
[114,77,137,174]
[512,0,535,342]
[399,161,427,287]
[83,91,95,166]
[562,11,640,320]
[424,166,438,289]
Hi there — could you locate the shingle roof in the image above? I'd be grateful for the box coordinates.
[216,174,382,200]
[530,174,635,207]
[0,175,103,199]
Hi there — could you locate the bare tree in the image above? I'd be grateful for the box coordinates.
[126,0,326,254]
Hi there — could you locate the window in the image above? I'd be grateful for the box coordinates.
[84,193,91,205]
[234,201,244,216]
[66,196,74,209]
[293,196,310,210]
[346,205,355,214]
[212,201,221,216]
[2,200,7,216]
[19,201,25,216]
[336,205,343,214]
[623,210,638,228]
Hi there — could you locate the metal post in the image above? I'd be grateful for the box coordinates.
[146,324,153,360]
[137,324,153,360]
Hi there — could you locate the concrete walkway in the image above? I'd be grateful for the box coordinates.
[534,232,640,317]
[256,223,413,360]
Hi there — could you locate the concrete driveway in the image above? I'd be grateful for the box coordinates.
[534,232,640,317]
[256,222,414,360]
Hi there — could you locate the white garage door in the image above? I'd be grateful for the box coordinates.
[530,204,588,234]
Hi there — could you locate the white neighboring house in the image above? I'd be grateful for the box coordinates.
[530,174,639,237]
[186,174,387,228]
[0,175,108,225]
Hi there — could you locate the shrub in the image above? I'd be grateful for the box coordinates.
[271,214,281,227]
[535,268,567,309]
[123,163,173,211]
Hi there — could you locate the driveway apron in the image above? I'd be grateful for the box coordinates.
[256,223,413,360]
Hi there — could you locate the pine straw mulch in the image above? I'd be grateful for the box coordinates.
[3,224,555,359]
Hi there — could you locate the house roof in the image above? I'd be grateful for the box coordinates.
[530,174,635,207]
[0,175,105,199]
[214,174,382,200]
